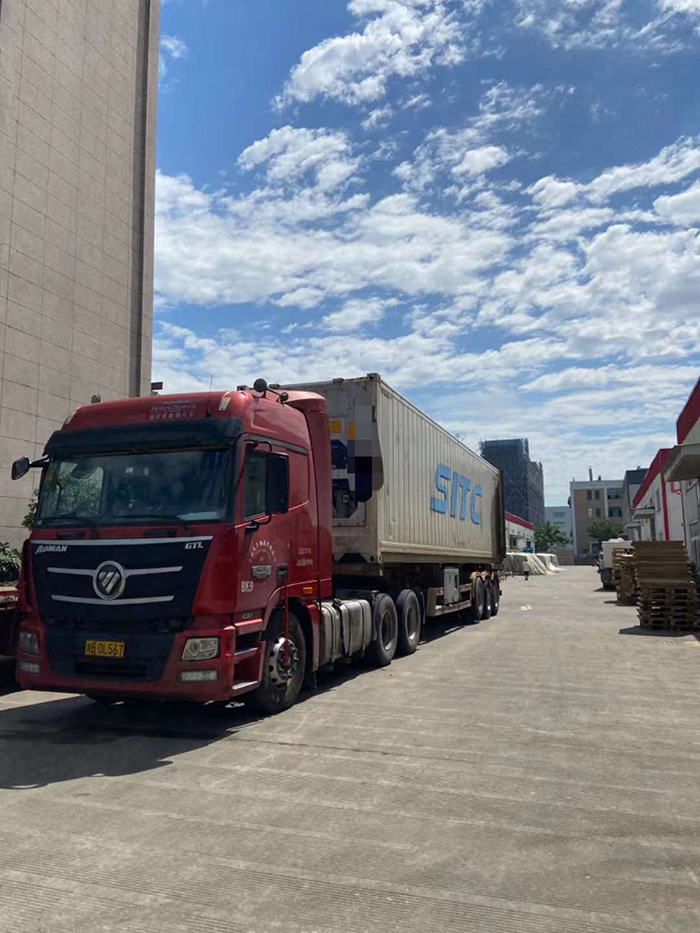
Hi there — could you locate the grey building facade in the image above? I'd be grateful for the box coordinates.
[0,0,159,546]
[621,468,648,540]
[544,505,572,545]
[480,438,545,527]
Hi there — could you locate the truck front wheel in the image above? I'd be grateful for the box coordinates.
[245,611,306,714]
[368,594,398,666]
[396,589,421,656]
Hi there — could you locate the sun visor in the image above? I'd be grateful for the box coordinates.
[45,418,243,457]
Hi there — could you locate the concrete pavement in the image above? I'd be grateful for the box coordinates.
[2,567,700,932]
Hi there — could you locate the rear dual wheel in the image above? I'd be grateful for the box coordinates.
[396,589,421,656]
[368,593,398,666]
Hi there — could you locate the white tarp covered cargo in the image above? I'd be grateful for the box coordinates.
[287,375,504,567]
[503,553,547,575]
[536,553,561,572]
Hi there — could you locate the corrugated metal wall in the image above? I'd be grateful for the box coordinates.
[377,381,500,563]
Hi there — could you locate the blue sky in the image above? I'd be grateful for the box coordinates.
[154,0,700,504]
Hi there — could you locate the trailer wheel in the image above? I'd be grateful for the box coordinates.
[368,594,398,666]
[245,611,306,714]
[490,578,500,616]
[396,589,421,656]
[482,582,493,620]
[465,577,485,624]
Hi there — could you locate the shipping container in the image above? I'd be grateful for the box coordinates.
[286,375,505,568]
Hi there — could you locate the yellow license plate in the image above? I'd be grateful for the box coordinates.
[85,640,125,659]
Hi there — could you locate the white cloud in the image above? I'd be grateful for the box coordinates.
[452,145,510,176]
[395,82,547,192]
[361,105,394,129]
[654,180,700,223]
[527,137,700,214]
[527,176,581,208]
[515,0,700,51]
[660,0,700,12]
[159,35,187,79]
[155,170,510,310]
[321,297,394,332]
[238,126,360,191]
[587,137,700,202]
[276,0,470,107]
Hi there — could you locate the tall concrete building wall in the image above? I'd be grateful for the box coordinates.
[0,0,159,546]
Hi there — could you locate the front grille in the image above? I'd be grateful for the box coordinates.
[74,660,150,680]
[45,615,191,635]
[45,629,173,683]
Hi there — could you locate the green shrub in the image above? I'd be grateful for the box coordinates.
[22,489,39,530]
[0,542,20,585]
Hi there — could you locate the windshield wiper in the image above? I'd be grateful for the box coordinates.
[39,514,100,537]
[120,513,192,530]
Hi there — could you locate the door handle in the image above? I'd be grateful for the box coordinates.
[277,564,289,582]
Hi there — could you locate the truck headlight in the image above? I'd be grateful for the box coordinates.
[18,631,39,655]
[181,637,220,661]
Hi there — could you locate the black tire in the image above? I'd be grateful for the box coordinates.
[482,581,493,620]
[491,577,500,616]
[245,611,306,714]
[465,576,485,624]
[396,589,421,656]
[368,593,398,666]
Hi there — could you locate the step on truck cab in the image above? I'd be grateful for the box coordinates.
[12,374,504,712]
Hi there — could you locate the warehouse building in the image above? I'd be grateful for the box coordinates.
[481,438,544,527]
[664,377,700,566]
[632,449,684,543]
[505,512,534,551]
[0,0,160,546]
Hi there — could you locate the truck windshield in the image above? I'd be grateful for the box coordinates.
[36,449,229,526]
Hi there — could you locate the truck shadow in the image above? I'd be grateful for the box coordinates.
[0,659,390,790]
[0,659,20,696]
[0,618,482,790]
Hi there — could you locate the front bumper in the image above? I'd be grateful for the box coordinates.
[15,623,243,702]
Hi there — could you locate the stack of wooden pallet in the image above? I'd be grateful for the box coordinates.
[613,551,637,604]
[633,541,699,630]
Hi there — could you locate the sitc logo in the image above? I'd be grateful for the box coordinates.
[430,463,482,525]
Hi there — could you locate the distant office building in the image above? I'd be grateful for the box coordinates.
[570,474,623,557]
[544,505,572,546]
[0,0,160,546]
[481,438,544,527]
[621,468,648,540]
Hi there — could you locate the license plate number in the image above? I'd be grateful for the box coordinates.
[85,640,125,659]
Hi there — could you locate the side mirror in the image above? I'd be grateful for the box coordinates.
[266,454,289,514]
[11,457,31,481]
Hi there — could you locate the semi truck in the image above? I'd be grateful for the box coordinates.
[12,373,504,713]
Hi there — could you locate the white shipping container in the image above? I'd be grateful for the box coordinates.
[287,375,504,567]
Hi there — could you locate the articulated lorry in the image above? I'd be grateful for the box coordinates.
[12,374,504,712]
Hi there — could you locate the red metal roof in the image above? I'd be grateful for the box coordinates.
[677,376,700,444]
[505,512,534,530]
[632,449,671,508]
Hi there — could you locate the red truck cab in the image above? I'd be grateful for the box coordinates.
[14,384,334,711]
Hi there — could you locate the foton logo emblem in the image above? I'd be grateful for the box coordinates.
[35,544,68,555]
[93,561,127,600]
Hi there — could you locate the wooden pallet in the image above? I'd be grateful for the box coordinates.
[632,541,699,629]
